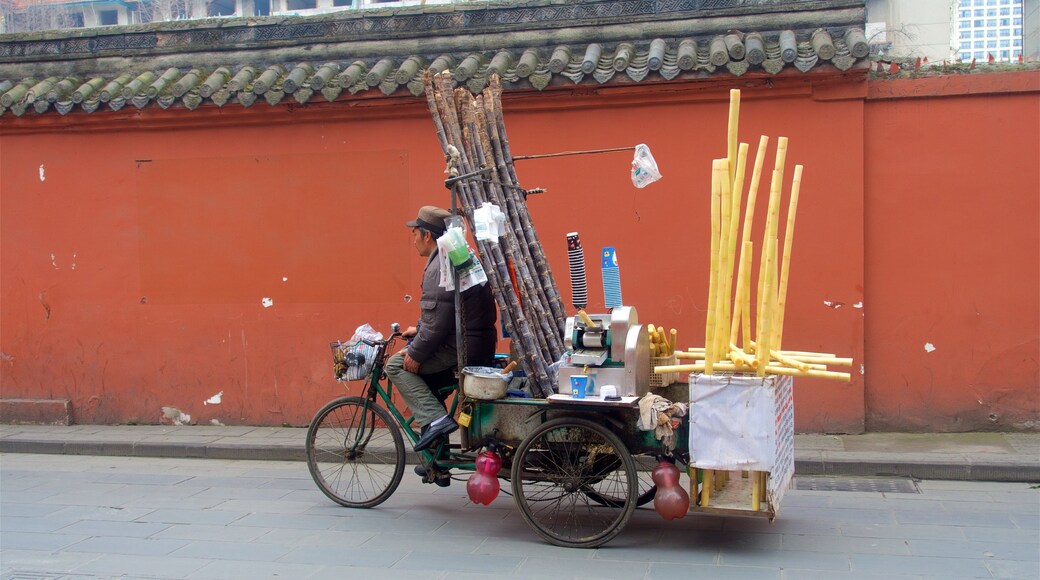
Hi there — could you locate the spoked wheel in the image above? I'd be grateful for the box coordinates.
[586,462,657,508]
[511,418,638,548]
[306,396,405,508]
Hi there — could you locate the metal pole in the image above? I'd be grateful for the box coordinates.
[450,185,464,372]
[512,146,636,161]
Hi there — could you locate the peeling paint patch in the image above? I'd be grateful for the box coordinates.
[204,391,224,405]
[39,164,45,181]
[160,406,191,425]
[924,342,936,353]
[823,300,845,309]
[282,276,288,282]
[860,363,865,375]
[50,253,59,269]
[404,294,413,303]
[38,291,51,320]
[71,252,77,270]
[210,419,225,426]
[852,302,863,309]
[0,352,14,363]
[261,297,273,308]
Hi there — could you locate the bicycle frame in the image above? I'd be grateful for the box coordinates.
[354,333,478,471]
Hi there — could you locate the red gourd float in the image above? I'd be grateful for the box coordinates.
[467,449,503,505]
[652,459,689,520]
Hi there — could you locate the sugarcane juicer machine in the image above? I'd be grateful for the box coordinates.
[557,306,651,398]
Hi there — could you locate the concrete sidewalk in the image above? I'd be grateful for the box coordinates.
[0,424,1037,482]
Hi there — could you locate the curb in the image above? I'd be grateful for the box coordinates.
[3,438,1037,482]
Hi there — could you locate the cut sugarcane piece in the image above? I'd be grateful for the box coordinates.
[654,362,852,381]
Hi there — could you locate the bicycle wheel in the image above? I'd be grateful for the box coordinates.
[306,396,405,508]
[511,418,638,548]
[586,466,656,508]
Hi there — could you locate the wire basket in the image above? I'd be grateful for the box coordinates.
[650,355,678,388]
[330,340,378,382]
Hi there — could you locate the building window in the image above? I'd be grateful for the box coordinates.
[58,11,85,26]
[987,29,997,37]
[974,51,985,59]
[1012,49,1021,58]
[1000,39,1010,47]
[987,40,997,48]
[1013,38,1022,47]
[333,0,352,5]
[208,0,235,16]
[974,19,984,26]
[287,0,316,9]
[99,9,118,24]
[960,41,972,49]
[974,30,984,38]
[960,31,971,39]
[1000,7,1010,14]
[974,40,985,48]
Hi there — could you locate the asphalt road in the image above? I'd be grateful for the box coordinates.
[1,453,1037,579]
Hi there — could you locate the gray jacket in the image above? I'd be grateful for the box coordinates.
[407,250,497,366]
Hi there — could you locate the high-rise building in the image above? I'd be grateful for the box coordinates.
[955,0,1025,62]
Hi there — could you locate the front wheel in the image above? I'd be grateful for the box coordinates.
[306,396,405,508]
[511,417,638,548]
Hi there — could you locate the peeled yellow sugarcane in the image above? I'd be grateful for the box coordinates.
[705,160,724,374]
[716,158,733,359]
[756,237,777,376]
[757,141,787,339]
[751,470,762,510]
[773,164,803,350]
[670,329,678,354]
[770,349,810,372]
[654,362,852,382]
[729,343,759,368]
[727,89,740,185]
[701,469,713,506]
[732,137,768,348]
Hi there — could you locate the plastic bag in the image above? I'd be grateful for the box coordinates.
[631,143,662,188]
[436,228,488,292]
[473,202,507,242]
[331,324,384,381]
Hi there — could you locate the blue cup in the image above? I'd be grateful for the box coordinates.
[570,375,593,398]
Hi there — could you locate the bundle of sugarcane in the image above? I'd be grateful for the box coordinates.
[423,71,566,397]
[654,89,852,382]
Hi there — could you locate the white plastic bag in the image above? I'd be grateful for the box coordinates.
[473,202,506,242]
[631,143,662,188]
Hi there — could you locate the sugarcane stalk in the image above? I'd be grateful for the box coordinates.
[705,160,723,374]
[732,136,769,348]
[773,164,802,351]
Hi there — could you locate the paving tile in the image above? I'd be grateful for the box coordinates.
[0,548,101,572]
[46,504,158,522]
[393,550,523,573]
[279,544,408,568]
[191,560,329,579]
[97,472,194,485]
[308,564,435,579]
[66,536,190,556]
[152,523,273,542]
[228,512,341,530]
[73,552,210,578]
[57,519,172,537]
[649,561,781,580]
[849,553,995,578]
[134,508,250,526]
[182,485,295,501]
[782,571,922,580]
[0,531,84,552]
[723,516,843,536]
[251,528,373,547]
[958,526,1040,544]
[719,549,851,572]
[516,554,652,577]
[170,539,293,561]
[1010,512,1039,530]
[841,522,967,541]
[1,500,70,516]
[473,537,598,560]
[894,510,1019,528]
[985,559,1040,580]
[331,515,451,534]
[1,514,85,533]
[781,533,910,555]
[907,538,1040,561]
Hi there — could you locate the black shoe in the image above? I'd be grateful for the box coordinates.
[413,417,458,452]
[413,465,451,487]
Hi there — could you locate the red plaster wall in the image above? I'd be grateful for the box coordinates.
[863,73,1040,431]
[1,71,1035,432]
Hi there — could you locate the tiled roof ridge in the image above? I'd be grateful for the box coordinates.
[0,0,866,66]
[0,28,871,117]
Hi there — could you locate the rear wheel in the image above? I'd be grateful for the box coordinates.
[306,396,404,508]
[511,418,637,548]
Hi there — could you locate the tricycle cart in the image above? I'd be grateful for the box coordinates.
[307,323,688,548]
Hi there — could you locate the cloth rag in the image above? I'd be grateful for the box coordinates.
[637,393,688,451]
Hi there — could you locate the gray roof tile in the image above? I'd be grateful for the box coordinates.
[0,0,871,117]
